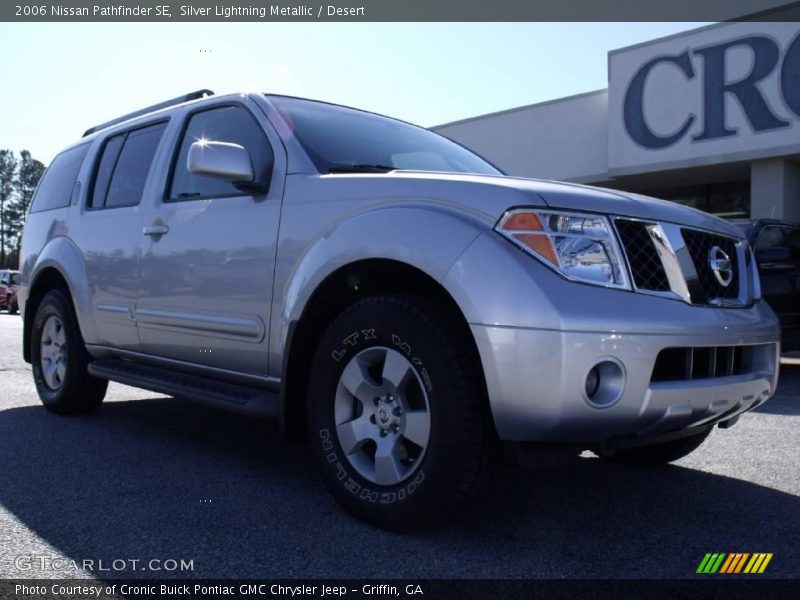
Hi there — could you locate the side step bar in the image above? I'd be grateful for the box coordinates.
[88,358,279,418]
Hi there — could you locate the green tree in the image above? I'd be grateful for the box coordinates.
[0,149,18,267]
[7,150,46,265]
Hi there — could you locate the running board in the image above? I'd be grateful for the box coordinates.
[88,358,279,417]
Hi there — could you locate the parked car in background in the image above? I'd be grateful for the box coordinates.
[0,269,20,314]
[731,219,800,352]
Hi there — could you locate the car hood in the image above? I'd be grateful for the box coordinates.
[378,171,744,239]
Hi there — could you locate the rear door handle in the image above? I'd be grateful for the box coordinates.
[143,224,169,237]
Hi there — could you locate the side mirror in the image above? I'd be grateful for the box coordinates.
[188,141,265,192]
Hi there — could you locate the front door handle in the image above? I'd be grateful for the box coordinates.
[143,224,169,237]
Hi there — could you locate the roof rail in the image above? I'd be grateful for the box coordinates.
[82,89,215,137]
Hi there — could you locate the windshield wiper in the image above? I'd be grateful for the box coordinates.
[327,163,396,174]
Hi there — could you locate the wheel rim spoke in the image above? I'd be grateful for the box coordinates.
[40,316,66,391]
[381,349,411,389]
[44,361,59,389]
[43,318,57,344]
[337,415,374,455]
[403,410,430,447]
[55,361,66,385]
[339,358,379,411]
[373,436,403,485]
[40,343,55,362]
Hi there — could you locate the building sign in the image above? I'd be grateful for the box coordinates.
[608,22,800,174]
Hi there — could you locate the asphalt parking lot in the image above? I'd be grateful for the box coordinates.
[0,312,798,580]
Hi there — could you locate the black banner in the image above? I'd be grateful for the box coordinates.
[3,580,800,600]
[2,0,800,23]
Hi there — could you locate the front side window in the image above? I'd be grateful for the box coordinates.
[783,227,800,259]
[267,95,501,176]
[29,143,90,213]
[169,106,273,200]
[756,226,787,252]
[89,122,167,209]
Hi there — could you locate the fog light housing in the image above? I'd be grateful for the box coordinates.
[584,359,625,408]
[585,367,600,398]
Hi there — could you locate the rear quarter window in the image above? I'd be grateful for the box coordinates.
[29,144,90,213]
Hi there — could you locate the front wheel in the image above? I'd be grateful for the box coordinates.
[603,430,711,466]
[31,289,107,414]
[308,295,498,532]
[8,296,18,315]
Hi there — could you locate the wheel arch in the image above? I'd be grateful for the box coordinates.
[23,238,95,364]
[23,267,73,363]
[280,258,489,438]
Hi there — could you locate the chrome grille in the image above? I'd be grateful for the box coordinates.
[681,229,739,301]
[614,220,670,292]
[613,218,751,307]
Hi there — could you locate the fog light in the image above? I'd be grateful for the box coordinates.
[584,359,625,408]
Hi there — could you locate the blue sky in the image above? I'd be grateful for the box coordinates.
[0,22,706,163]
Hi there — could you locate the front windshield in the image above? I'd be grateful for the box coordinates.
[268,95,502,176]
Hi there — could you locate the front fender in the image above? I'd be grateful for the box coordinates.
[271,204,486,376]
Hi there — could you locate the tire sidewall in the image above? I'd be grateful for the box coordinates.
[309,298,479,529]
[31,291,79,408]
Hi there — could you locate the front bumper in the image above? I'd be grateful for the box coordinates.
[445,231,780,443]
[472,307,779,442]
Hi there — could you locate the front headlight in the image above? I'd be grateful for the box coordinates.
[495,209,630,289]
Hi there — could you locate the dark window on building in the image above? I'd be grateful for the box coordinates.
[656,181,750,218]
[169,106,273,201]
[29,144,90,213]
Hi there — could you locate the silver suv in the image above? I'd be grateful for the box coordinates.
[19,91,780,531]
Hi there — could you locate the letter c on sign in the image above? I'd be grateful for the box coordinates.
[782,32,800,118]
[623,52,695,149]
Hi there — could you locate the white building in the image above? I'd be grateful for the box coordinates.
[434,21,800,221]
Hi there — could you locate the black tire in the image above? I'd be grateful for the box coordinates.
[308,295,498,532]
[603,430,711,467]
[31,289,107,415]
[8,296,17,315]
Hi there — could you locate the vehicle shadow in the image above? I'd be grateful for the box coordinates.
[0,397,797,579]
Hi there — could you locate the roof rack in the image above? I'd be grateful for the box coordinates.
[82,89,215,137]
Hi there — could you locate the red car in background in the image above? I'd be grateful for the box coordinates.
[0,270,19,314]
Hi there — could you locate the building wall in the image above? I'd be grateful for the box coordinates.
[434,90,608,182]
[433,20,800,220]
[751,159,800,221]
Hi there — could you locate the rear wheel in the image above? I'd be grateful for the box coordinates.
[31,289,107,414]
[308,295,498,531]
[8,295,17,315]
[603,430,711,466]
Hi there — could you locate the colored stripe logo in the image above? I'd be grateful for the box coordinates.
[696,553,773,574]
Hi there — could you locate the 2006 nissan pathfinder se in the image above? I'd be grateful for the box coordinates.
[18,90,780,531]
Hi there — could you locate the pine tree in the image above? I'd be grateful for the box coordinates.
[0,150,18,268]
[7,150,46,265]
